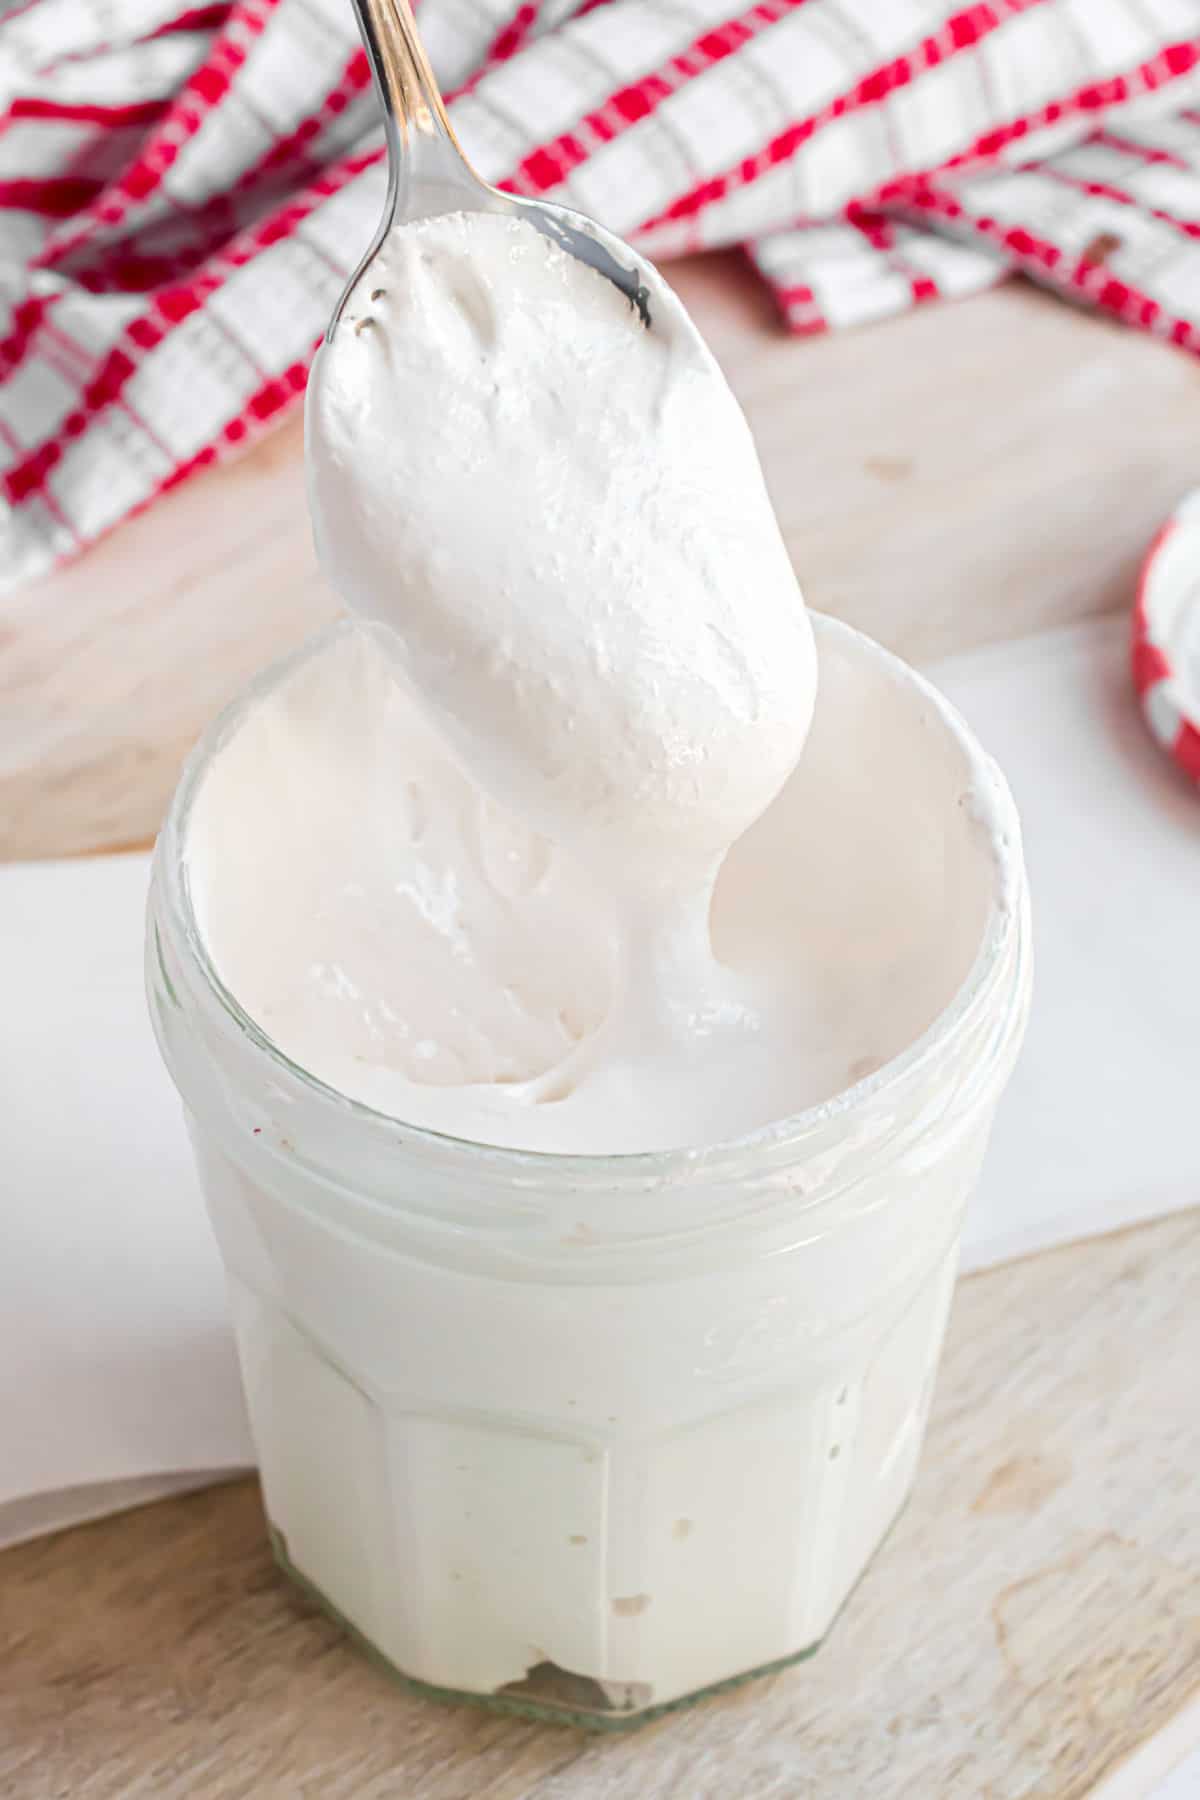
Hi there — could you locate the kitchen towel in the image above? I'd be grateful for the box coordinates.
[3,0,1200,591]
[3,611,1197,1547]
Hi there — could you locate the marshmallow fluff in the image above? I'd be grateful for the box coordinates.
[158,206,1030,1725]
[306,212,817,878]
[185,209,1003,1154]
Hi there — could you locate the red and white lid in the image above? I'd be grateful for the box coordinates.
[1133,491,1200,787]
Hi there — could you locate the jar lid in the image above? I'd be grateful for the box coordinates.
[1133,490,1200,787]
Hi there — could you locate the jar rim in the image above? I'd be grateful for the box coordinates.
[156,614,1026,1192]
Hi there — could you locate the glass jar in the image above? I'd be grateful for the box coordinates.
[147,622,1031,1729]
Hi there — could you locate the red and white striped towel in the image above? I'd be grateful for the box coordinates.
[2,0,1199,593]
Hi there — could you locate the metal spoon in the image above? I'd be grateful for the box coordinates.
[331,0,653,338]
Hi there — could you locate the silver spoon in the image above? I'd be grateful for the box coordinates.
[331,0,653,338]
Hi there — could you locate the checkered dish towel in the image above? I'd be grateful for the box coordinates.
[2,0,1200,592]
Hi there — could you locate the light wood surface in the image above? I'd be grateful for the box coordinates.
[3,268,1199,1797]
[3,260,1200,860]
[5,1213,1199,1800]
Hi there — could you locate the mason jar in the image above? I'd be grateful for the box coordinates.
[147,614,1031,1728]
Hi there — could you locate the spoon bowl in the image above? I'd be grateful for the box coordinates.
[332,0,654,337]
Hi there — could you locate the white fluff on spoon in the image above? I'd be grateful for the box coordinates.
[186,211,999,1154]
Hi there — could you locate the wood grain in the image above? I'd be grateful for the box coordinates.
[4,1212,1198,1800]
[4,268,1199,860]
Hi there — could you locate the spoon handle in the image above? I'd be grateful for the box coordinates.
[351,0,461,167]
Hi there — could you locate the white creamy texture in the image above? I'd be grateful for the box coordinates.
[306,212,817,881]
[286,209,833,1150]
[175,210,1022,1715]
[185,209,1004,1154]
[181,612,1017,1710]
[188,617,998,1153]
